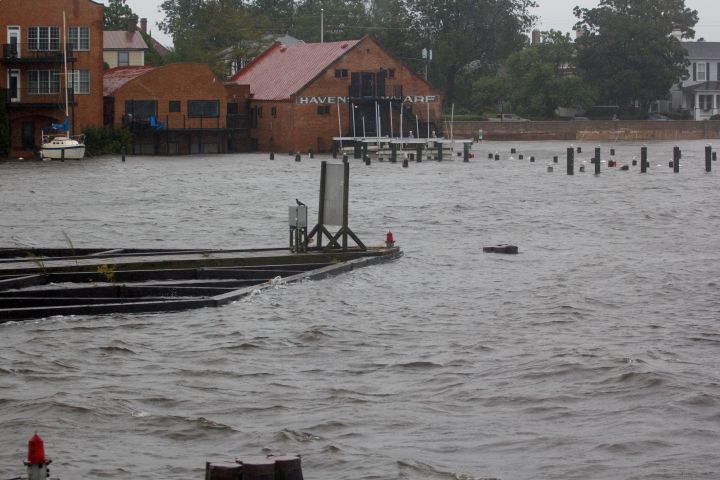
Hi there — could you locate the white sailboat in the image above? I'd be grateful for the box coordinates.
[40,11,85,160]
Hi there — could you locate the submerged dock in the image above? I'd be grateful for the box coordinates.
[0,246,401,321]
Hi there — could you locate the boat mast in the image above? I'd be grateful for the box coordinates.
[62,11,70,133]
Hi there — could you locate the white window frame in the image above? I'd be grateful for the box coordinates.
[117,50,129,66]
[28,26,60,51]
[7,26,21,58]
[71,70,90,94]
[68,26,90,51]
[8,69,21,102]
[698,63,707,81]
[28,70,61,95]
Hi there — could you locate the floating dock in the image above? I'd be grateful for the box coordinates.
[0,246,401,322]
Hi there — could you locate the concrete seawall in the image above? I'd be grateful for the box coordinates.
[453,120,720,141]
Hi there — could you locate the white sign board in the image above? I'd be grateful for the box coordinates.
[323,164,345,226]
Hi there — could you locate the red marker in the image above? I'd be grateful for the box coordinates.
[27,432,46,465]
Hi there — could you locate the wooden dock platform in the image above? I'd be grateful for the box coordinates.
[0,246,401,322]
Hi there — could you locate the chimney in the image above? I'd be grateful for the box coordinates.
[531,29,541,45]
[141,18,147,34]
[127,16,138,32]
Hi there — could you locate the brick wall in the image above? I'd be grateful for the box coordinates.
[252,37,443,153]
[453,120,720,141]
[1,0,105,156]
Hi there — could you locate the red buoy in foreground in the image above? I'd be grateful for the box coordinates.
[385,230,395,247]
[27,433,45,465]
[24,432,51,480]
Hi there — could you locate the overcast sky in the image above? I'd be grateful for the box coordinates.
[104,0,719,48]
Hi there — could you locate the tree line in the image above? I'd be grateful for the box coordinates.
[105,0,699,119]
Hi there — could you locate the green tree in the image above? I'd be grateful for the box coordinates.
[159,0,269,76]
[0,89,9,157]
[104,0,137,30]
[407,0,537,107]
[472,32,596,118]
[574,0,698,112]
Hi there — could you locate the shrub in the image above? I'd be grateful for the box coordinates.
[710,114,720,121]
[82,125,132,156]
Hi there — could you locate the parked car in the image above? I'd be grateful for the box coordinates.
[488,114,528,122]
[571,116,590,121]
[647,113,671,120]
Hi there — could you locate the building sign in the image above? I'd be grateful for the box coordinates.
[296,95,439,105]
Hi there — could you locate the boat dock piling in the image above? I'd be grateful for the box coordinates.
[567,147,575,175]
[206,454,303,480]
[706,145,712,172]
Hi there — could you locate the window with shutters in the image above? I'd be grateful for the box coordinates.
[698,63,706,81]
[70,70,90,94]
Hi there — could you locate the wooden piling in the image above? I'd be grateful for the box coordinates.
[713,151,717,161]
[354,143,362,159]
[437,143,443,161]
[610,148,615,156]
[530,156,535,163]
[641,146,647,173]
[270,152,275,160]
[403,158,409,168]
[205,461,242,480]
[494,154,500,160]
[239,457,276,480]
[342,153,348,163]
[553,155,558,163]
[594,147,601,175]
[61,147,65,162]
[567,147,574,175]
[577,146,582,154]
[488,153,493,159]
[463,143,470,162]
[390,143,397,163]
[295,153,301,162]
[309,149,314,159]
[272,455,303,480]
[416,145,423,162]
[518,154,524,160]
[673,146,680,173]
[706,145,712,172]
[121,146,126,162]
[511,148,516,154]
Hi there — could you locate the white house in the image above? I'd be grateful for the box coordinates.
[671,41,720,120]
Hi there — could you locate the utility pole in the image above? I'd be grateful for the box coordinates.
[320,8,324,43]
[422,48,432,81]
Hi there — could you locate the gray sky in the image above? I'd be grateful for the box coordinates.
[105,0,720,48]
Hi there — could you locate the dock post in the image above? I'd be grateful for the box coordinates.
[205,462,242,480]
[706,145,712,172]
[488,153,493,159]
[641,146,647,173]
[519,154,524,160]
[673,146,680,173]
[530,156,535,163]
[494,154,500,161]
[342,153,348,163]
[567,147,574,175]
[364,155,370,166]
[362,142,368,160]
[610,148,615,156]
[713,151,717,161]
[416,144,423,163]
[61,148,65,162]
[121,146,126,162]
[463,143,470,162]
[511,147,516,154]
[354,142,361,159]
[577,146,582,154]
[270,152,274,160]
[403,156,409,168]
[437,142,443,161]
[390,143,397,163]
[594,146,601,175]
[295,152,301,162]
[309,149,314,159]
[553,155,558,163]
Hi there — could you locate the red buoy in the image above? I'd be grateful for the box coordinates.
[386,230,395,246]
[27,432,46,465]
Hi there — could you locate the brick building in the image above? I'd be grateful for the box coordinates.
[1,0,104,157]
[103,63,251,154]
[231,36,443,153]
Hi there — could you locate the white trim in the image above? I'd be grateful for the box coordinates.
[7,25,20,58]
[8,69,20,102]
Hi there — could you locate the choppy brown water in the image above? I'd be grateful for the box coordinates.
[1,140,719,479]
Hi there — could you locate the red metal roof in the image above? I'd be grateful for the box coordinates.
[103,66,155,96]
[103,31,148,50]
[231,39,361,100]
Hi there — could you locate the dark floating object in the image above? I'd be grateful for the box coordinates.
[483,244,519,254]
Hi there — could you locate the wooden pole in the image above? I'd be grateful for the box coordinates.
[594,146,600,175]
[567,147,574,175]
[706,145,712,172]
[641,146,647,173]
